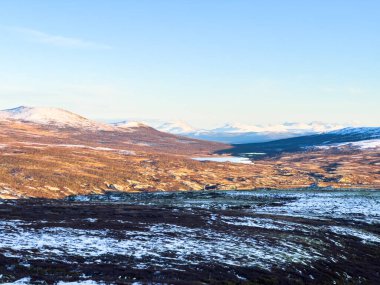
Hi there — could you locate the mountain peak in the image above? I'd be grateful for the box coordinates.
[156,120,195,134]
[0,106,114,131]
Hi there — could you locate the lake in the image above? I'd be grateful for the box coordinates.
[192,156,252,163]
[0,189,379,284]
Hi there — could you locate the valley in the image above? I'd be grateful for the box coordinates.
[0,107,379,199]
[2,2,379,284]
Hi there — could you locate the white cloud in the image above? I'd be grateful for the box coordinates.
[7,26,112,50]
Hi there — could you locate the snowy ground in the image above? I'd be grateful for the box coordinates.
[0,190,379,284]
[318,138,380,150]
[192,156,252,164]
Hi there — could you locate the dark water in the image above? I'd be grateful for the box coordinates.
[0,190,379,284]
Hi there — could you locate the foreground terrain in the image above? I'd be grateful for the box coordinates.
[0,190,379,284]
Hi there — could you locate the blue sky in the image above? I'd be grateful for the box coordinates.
[0,0,379,127]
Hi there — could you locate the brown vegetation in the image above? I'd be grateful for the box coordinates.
[0,121,379,198]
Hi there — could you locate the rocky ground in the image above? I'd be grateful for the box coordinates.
[0,190,379,284]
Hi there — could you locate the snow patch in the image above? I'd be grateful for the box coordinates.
[330,226,380,243]
[317,139,380,150]
[192,156,252,164]
[329,127,380,136]
[57,281,106,285]
[1,277,31,285]
[0,220,318,270]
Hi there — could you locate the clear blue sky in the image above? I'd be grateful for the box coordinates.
[0,0,379,127]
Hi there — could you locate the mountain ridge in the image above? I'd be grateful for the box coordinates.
[217,127,380,157]
[1,106,378,149]
[0,106,115,131]
[111,119,350,143]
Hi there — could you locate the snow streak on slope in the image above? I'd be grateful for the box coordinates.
[330,127,380,137]
[317,139,380,150]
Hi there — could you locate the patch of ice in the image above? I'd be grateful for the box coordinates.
[192,156,252,164]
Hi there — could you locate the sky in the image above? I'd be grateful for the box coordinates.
[0,0,379,128]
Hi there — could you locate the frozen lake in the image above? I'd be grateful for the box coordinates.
[0,189,379,284]
[192,156,252,163]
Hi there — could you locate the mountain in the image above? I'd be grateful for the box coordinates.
[0,107,379,198]
[330,127,380,138]
[7,107,373,155]
[192,122,346,143]
[112,120,196,134]
[0,106,115,131]
[217,127,380,157]
[0,106,225,156]
[111,120,346,143]
[154,121,196,134]
[318,139,380,150]
[167,122,346,143]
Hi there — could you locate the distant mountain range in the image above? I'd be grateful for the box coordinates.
[0,106,379,197]
[0,106,378,155]
[217,127,380,157]
[111,119,348,143]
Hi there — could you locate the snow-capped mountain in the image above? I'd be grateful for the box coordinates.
[4,106,374,145]
[113,120,149,129]
[205,122,345,134]
[157,121,346,143]
[217,126,380,157]
[111,119,196,134]
[0,106,115,131]
[318,139,380,150]
[110,119,349,143]
[329,127,380,138]
[153,121,196,134]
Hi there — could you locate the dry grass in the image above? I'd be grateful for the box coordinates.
[0,121,379,198]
